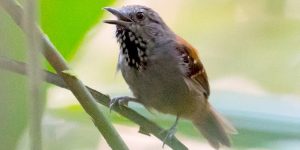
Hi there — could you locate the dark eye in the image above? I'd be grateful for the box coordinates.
[136,12,145,21]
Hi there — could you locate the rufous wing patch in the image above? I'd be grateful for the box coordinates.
[175,35,210,97]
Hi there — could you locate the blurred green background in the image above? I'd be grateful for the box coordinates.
[0,0,300,150]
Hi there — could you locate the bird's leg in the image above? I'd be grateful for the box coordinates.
[162,115,180,147]
[109,96,137,111]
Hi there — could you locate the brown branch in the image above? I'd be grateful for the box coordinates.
[0,0,128,149]
[0,57,188,150]
[0,0,189,149]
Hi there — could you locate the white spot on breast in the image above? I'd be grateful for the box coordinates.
[134,40,139,44]
[122,43,126,49]
[139,43,146,48]
[117,34,121,39]
[138,38,142,42]
[117,38,122,43]
[124,49,128,54]
[129,35,135,41]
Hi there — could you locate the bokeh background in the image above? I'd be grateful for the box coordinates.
[1,0,300,150]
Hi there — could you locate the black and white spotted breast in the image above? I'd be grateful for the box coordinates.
[116,28,148,70]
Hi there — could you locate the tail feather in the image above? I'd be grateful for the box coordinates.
[192,106,236,149]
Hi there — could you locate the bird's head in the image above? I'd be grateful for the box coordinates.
[104,5,172,44]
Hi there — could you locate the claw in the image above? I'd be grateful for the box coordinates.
[161,116,180,148]
[162,126,177,148]
[109,96,134,112]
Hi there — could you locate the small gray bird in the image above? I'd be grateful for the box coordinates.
[104,5,236,149]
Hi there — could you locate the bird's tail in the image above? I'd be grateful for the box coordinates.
[192,105,237,150]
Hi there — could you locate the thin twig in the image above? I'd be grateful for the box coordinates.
[0,0,128,150]
[0,57,189,150]
[23,0,43,149]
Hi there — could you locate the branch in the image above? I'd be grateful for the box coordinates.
[0,0,189,149]
[23,0,43,149]
[0,57,188,150]
[0,0,128,149]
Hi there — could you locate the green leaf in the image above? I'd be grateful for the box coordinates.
[40,0,115,60]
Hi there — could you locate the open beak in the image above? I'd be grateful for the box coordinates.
[103,7,132,27]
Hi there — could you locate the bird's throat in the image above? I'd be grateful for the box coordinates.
[116,28,148,70]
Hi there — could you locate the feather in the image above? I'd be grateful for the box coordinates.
[175,35,210,97]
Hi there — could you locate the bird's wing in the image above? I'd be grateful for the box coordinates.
[175,35,210,98]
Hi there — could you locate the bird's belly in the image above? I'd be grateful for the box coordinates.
[120,59,199,116]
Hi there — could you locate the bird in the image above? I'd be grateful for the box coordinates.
[104,5,236,150]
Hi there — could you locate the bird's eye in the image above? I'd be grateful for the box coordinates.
[136,12,145,21]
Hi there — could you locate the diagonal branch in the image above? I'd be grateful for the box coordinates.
[0,0,189,149]
[0,57,188,150]
[0,0,128,150]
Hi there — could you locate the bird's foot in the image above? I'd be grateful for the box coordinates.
[109,96,135,111]
[162,125,177,147]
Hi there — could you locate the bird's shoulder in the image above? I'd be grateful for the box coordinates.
[174,35,210,97]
